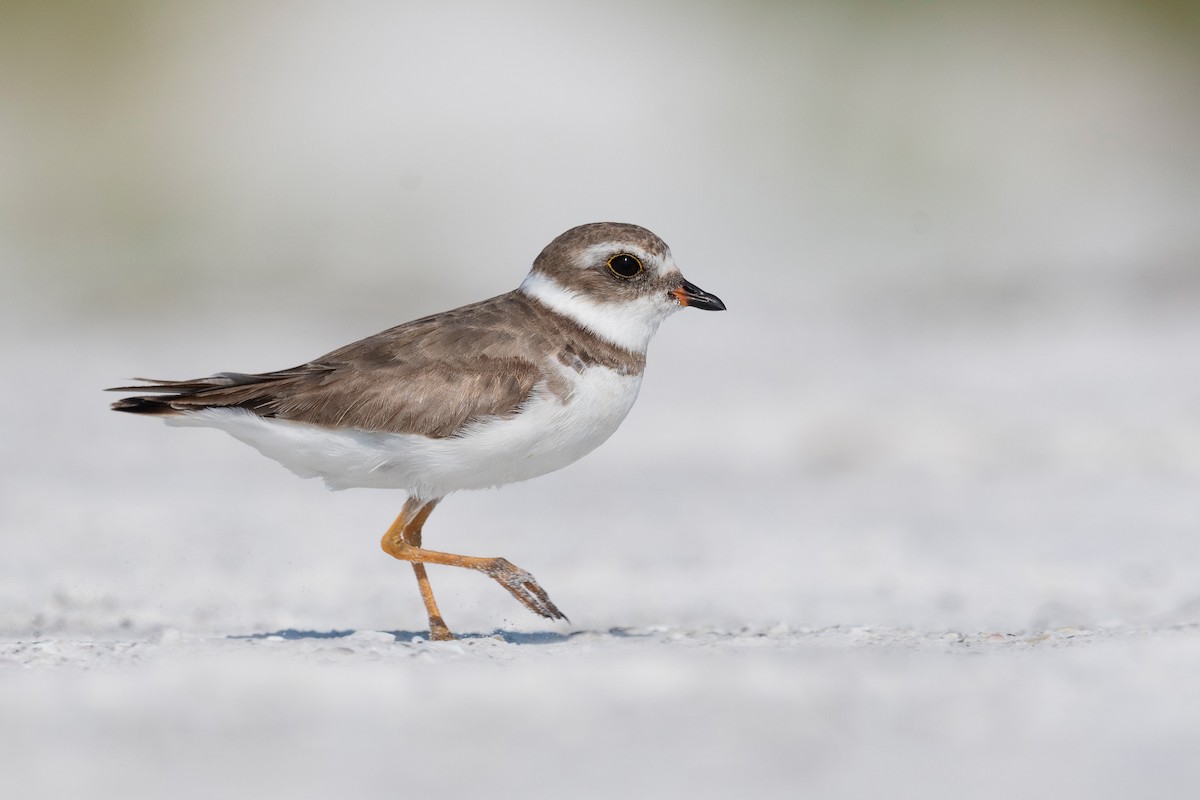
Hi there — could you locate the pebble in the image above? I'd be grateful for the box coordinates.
[766,622,791,638]
[155,628,183,646]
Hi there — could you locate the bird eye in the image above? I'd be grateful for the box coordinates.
[606,253,643,279]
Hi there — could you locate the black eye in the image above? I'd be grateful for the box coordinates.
[606,253,643,278]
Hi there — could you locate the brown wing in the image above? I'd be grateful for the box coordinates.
[109,293,544,439]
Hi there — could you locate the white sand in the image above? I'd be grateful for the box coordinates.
[3,303,1197,799]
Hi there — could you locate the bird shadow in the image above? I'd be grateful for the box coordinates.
[225,628,633,645]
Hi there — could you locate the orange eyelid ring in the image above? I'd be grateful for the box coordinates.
[672,279,726,311]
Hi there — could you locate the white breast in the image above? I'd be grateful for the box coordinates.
[170,365,644,499]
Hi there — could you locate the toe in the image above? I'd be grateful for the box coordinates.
[483,558,567,621]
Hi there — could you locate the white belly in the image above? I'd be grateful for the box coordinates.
[170,366,644,498]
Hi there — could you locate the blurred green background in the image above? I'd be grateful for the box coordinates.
[3,0,1197,324]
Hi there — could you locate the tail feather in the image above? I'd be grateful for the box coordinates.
[106,371,307,416]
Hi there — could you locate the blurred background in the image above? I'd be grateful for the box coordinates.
[2,0,1198,633]
[4,0,1198,317]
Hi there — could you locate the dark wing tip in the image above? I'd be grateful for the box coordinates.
[105,376,238,393]
[110,395,181,415]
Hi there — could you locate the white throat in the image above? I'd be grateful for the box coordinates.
[519,271,673,354]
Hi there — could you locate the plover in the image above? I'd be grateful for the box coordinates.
[109,222,725,639]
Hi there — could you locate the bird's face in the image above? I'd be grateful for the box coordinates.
[520,222,725,352]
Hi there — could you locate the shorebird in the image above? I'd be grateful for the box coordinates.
[109,222,725,639]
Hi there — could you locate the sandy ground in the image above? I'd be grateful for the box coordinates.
[2,297,1198,799]
[5,626,1200,800]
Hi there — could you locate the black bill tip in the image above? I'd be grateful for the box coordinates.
[673,279,726,311]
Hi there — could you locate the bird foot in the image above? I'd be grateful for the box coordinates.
[483,558,568,621]
[428,617,455,641]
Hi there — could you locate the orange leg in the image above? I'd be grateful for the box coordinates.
[380,497,566,641]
